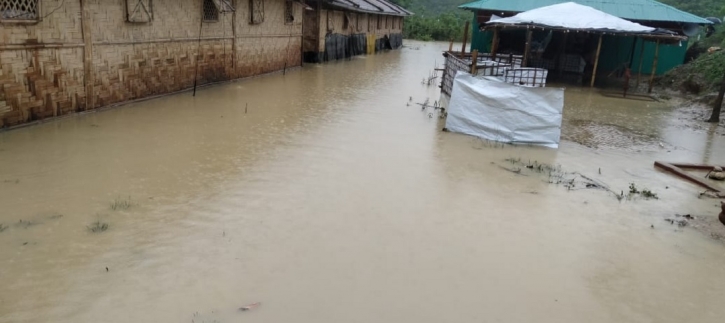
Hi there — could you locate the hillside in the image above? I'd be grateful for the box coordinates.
[390,0,471,15]
[659,0,724,18]
[390,0,473,41]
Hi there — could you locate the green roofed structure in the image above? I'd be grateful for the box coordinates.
[457,0,712,85]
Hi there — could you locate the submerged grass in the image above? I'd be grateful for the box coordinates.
[110,196,132,211]
[88,220,109,233]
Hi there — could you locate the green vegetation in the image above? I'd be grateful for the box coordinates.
[391,0,473,41]
[655,1,725,93]
[661,50,724,93]
[110,196,132,211]
[88,220,109,233]
[628,183,659,200]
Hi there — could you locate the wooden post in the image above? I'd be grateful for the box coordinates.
[232,0,238,70]
[491,28,499,59]
[708,70,725,123]
[647,39,660,94]
[522,29,532,67]
[636,38,645,87]
[460,21,470,57]
[471,50,478,74]
[590,34,603,88]
[448,40,453,53]
[80,0,94,111]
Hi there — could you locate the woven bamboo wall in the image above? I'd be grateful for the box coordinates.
[0,0,303,128]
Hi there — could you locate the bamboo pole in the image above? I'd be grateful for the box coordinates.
[80,0,94,111]
[590,34,603,88]
[471,50,478,74]
[647,39,660,93]
[636,38,645,87]
[460,21,470,57]
[491,28,499,59]
[522,29,532,67]
[232,0,238,70]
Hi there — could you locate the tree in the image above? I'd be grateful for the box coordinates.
[708,70,725,123]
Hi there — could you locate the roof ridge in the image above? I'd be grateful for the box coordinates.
[458,0,710,24]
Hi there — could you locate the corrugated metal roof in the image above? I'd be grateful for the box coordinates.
[459,0,710,24]
[328,0,413,16]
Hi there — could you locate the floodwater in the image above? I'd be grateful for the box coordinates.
[1,41,725,323]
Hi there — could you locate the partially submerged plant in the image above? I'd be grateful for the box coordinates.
[0,223,7,233]
[110,196,132,211]
[628,183,659,200]
[88,220,109,233]
[15,219,36,229]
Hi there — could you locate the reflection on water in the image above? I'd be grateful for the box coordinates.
[1,41,725,323]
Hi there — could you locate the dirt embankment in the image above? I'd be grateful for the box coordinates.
[657,50,724,103]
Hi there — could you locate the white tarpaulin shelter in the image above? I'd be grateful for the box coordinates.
[487,2,655,33]
[445,73,564,148]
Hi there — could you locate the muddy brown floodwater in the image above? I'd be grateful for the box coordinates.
[2,41,725,323]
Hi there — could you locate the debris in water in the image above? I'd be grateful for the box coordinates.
[239,302,260,312]
[0,224,7,233]
[706,166,725,181]
[651,225,654,229]
[106,267,109,272]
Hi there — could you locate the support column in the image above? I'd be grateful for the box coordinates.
[460,21,469,57]
[590,34,603,88]
[232,0,238,71]
[491,27,499,59]
[80,0,94,110]
[522,29,532,67]
[470,50,479,74]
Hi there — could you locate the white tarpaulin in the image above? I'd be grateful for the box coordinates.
[445,73,564,148]
[487,2,655,33]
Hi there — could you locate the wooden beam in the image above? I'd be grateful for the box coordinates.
[460,21,470,57]
[232,0,238,70]
[80,0,94,111]
[648,39,660,93]
[590,34,603,88]
[491,27,499,59]
[522,29,532,67]
[470,50,478,74]
[654,161,725,196]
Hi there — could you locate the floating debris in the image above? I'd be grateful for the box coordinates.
[239,302,261,312]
